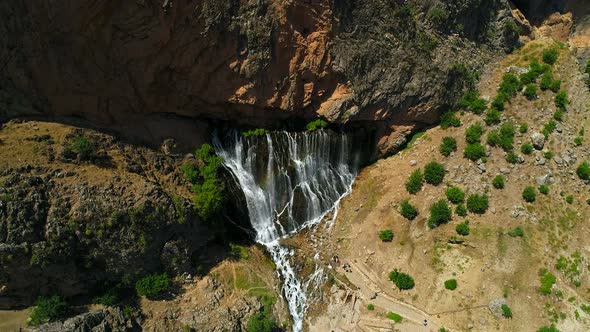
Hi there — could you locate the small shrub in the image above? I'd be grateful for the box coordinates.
[456,221,470,236]
[566,195,573,204]
[135,273,170,298]
[574,136,583,146]
[386,312,403,323]
[466,124,484,144]
[521,143,533,155]
[464,143,486,161]
[181,162,199,184]
[544,151,553,159]
[440,137,457,156]
[499,73,522,98]
[406,169,424,194]
[445,186,465,204]
[400,199,418,220]
[542,120,557,138]
[93,287,120,306]
[29,295,68,326]
[555,91,569,110]
[487,130,500,147]
[537,325,560,332]
[306,119,328,131]
[507,226,524,237]
[519,71,537,85]
[549,79,562,93]
[424,162,445,185]
[542,48,559,65]
[577,162,590,180]
[492,175,505,189]
[247,297,277,332]
[540,72,553,90]
[539,185,549,195]
[524,84,537,100]
[428,5,449,24]
[519,123,528,133]
[466,194,488,214]
[492,92,509,111]
[470,98,487,114]
[498,122,515,151]
[367,304,375,311]
[540,270,557,295]
[522,186,536,202]
[440,111,462,129]
[70,135,96,161]
[389,269,415,290]
[553,110,563,121]
[444,279,458,290]
[484,108,502,125]
[378,230,394,242]
[505,151,519,164]
[242,128,269,138]
[456,204,467,217]
[428,199,452,228]
[501,304,513,318]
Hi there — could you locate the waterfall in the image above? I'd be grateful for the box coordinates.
[213,130,361,332]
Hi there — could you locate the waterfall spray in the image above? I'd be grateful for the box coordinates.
[214,130,360,331]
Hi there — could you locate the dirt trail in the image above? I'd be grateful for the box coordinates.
[343,261,442,332]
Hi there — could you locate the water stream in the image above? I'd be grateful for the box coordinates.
[214,130,361,331]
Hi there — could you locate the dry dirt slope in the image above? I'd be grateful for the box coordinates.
[306,39,590,332]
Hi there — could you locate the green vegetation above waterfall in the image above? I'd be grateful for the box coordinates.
[182,144,225,221]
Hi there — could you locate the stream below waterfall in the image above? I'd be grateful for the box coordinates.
[214,129,367,332]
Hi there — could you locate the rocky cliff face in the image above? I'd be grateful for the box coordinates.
[0,121,247,309]
[0,0,521,156]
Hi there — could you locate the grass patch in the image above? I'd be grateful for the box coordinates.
[386,312,403,323]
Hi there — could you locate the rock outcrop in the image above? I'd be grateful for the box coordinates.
[0,121,246,308]
[0,0,522,156]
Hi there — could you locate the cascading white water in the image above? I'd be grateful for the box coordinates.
[213,130,360,332]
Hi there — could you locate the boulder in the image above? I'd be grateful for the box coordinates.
[531,133,545,150]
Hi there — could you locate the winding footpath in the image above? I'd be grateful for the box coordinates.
[344,261,444,332]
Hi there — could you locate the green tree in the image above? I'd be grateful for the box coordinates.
[501,304,513,318]
[456,204,467,217]
[29,295,68,326]
[379,230,394,242]
[466,194,488,214]
[492,175,505,189]
[440,137,457,157]
[424,162,445,185]
[522,186,536,203]
[306,119,328,131]
[445,186,465,204]
[464,143,486,161]
[555,91,569,110]
[524,84,537,100]
[537,324,560,332]
[542,48,559,65]
[456,221,470,236]
[389,269,415,290]
[466,124,484,144]
[406,169,424,194]
[444,279,457,290]
[247,297,277,332]
[428,199,452,228]
[577,162,590,180]
[135,273,170,298]
[400,199,418,220]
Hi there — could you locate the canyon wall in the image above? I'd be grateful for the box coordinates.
[1,0,522,155]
